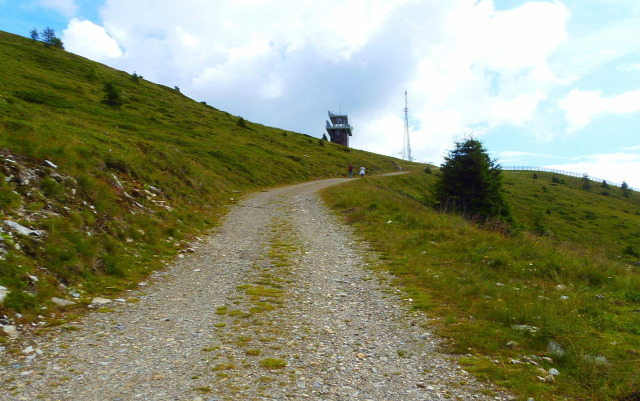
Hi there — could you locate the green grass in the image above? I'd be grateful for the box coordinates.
[259,358,287,369]
[322,171,640,401]
[0,30,416,319]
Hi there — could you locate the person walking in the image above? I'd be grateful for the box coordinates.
[359,166,365,178]
[348,164,353,178]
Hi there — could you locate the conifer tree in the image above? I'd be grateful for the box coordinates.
[435,138,512,223]
[621,181,631,198]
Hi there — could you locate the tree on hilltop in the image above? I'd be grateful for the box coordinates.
[621,181,631,198]
[435,137,512,223]
[39,27,64,49]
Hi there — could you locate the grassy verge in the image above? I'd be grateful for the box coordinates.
[321,171,640,400]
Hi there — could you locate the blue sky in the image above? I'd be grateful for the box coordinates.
[1,0,640,188]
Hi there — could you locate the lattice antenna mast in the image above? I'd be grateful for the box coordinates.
[402,90,412,161]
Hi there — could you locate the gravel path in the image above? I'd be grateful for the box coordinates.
[0,179,514,400]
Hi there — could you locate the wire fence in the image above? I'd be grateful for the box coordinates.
[502,166,639,192]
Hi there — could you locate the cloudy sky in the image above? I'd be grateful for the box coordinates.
[2,0,640,188]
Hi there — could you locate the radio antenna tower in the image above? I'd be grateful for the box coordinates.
[402,90,412,161]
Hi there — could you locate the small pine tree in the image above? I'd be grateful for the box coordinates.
[435,137,512,223]
[237,117,246,127]
[532,210,548,235]
[581,174,591,190]
[601,180,610,189]
[30,28,39,41]
[621,181,631,198]
[102,81,123,108]
[41,27,55,44]
[322,133,328,141]
[39,27,64,49]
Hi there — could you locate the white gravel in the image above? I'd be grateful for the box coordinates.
[0,178,514,400]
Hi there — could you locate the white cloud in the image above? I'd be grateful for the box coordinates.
[62,18,123,61]
[559,88,640,131]
[620,63,640,72]
[497,151,553,163]
[405,0,569,159]
[60,0,570,166]
[546,152,640,188]
[39,0,77,17]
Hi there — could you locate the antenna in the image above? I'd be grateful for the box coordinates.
[402,90,412,161]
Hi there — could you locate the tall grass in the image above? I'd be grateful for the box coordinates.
[322,172,640,400]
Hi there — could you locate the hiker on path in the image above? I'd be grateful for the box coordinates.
[360,166,365,178]
[348,164,353,178]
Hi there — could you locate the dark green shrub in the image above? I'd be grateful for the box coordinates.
[102,81,123,108]
[105,156,131,175]
[532,210,548,235]
[4,119,34,132]
[626,290,640,303]
[0,175,20,210]
[237,117,246,128]
[14,90,73,108]
[4,290,38,312]
[40,177,64,198]
[623,246,639,258]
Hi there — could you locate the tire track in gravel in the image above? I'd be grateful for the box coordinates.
[0,178,513,400]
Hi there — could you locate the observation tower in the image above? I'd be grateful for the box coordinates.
[325,111,353,147]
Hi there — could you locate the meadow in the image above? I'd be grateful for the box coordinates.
[322,171,640,400]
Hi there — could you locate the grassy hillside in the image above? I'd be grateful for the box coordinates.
[322,171,640,400]
[0,30,416,321]
[504,171,640,257]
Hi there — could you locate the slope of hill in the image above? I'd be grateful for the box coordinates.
[0,30,416,322]
[322,171,640,400]
[503,170,640,257]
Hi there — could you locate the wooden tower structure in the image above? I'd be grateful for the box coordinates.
[326,111,353,147]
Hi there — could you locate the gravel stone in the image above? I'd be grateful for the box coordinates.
[0,179,514,400]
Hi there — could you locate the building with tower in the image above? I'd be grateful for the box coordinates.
[325,111,352,147]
